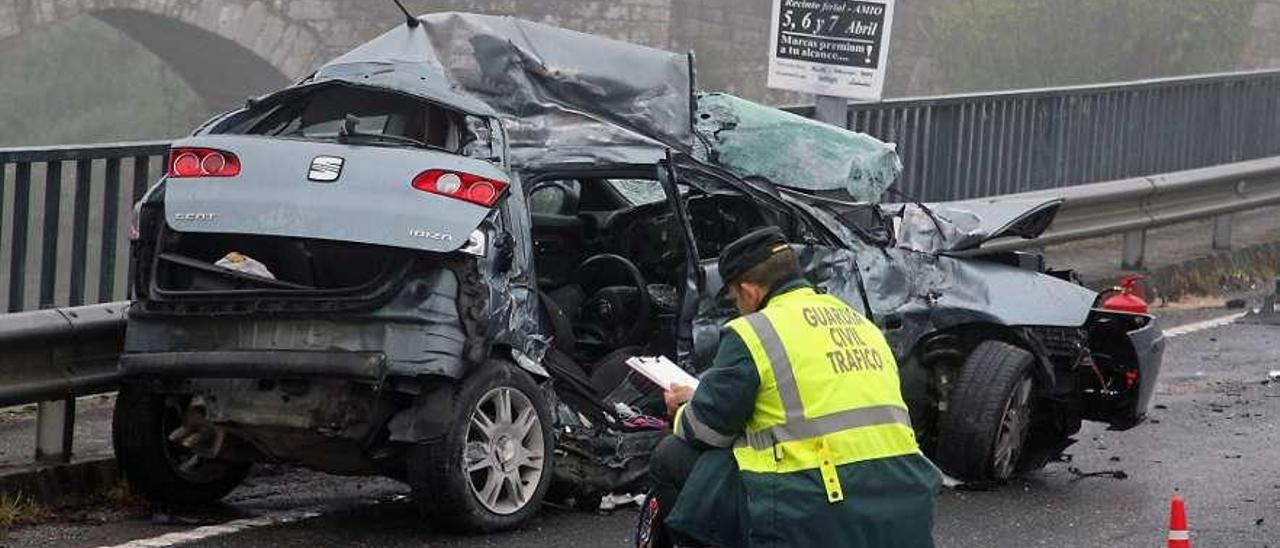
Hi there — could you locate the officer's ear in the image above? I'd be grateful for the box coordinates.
[738,281,769,312]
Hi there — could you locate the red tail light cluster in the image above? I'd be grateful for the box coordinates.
[168,148,241,178]
[412,170,508,207]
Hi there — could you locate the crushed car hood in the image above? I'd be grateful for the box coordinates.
[892,198,1064,253]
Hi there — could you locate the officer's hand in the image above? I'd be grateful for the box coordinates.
[664,384,695,417]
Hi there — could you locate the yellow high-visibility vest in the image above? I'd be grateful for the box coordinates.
[728,287,920,502]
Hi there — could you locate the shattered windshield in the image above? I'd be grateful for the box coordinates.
[693,93,901,203]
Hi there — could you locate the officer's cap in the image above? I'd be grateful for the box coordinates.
[718,226,790,287]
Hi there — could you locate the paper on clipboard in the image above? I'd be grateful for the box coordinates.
[625,355,699,391]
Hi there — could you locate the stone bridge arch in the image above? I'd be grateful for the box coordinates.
[0,1,343,109]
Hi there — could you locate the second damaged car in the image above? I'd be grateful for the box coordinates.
[115,12,1165,533]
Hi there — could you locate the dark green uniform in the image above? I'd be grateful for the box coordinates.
[668,280,942,547]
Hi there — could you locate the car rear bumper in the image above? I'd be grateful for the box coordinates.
[120,350,388,381]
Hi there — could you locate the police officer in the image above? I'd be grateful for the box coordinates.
[643,227,942,548]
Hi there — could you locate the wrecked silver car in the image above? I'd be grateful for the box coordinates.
[114,12,1164,533]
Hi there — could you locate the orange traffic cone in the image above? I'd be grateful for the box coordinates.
[1168,493,1190,547]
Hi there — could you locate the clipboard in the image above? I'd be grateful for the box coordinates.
[624,355,699,391]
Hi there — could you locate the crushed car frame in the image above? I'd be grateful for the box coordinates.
[114,12,1164,532]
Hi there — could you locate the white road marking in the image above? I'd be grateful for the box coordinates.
[1162,312,1247,338]
[94,509,322,548]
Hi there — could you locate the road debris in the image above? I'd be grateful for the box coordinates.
[598,493,645,511]
[1066,467,1128,481]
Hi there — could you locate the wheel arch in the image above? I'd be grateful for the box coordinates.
[909,322,1055,389]
[900,322,1056,451]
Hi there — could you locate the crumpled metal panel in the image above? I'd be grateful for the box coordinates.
[890,199,1063,253]
[482,254,549,372]
[124,269,469,379]
[893,203,971,254]
[301,14,923,184]
[324,12,692,167]
[311,60,497,118]
[379,270,468,377]
[694,93,902,202]
[687,199,1097,370]
[842,236,1097,357]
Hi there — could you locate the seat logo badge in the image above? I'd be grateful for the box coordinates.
[173,212,217,222]
[308,156,344,182]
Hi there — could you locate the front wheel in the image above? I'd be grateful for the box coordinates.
[112,384,251,505]
[934,340,1036,482]
[409,362,554,533]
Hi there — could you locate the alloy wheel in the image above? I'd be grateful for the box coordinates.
[463,387,547,515]
[992,376,1033,479]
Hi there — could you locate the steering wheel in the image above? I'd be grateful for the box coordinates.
[574,254,652,350]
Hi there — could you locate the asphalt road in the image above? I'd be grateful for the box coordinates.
[2,308,1278,547]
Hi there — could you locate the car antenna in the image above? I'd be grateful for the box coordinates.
[391,0,420,28]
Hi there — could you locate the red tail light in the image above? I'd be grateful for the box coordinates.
[412,170,508,207]
[168,148,241,178]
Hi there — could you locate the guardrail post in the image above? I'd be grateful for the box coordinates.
[1212,214,1233,251]
[1265,277,1279,314]
[34,397,75,464]
[814,95,849,128]
[1122,230,1147,270]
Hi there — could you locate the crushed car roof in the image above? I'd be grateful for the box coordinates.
[296,12,903,202]
[322,12,696,166]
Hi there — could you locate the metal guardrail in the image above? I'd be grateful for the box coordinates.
[0,301,127,463]
[952,156,1280,268]
[0,141,169,314]
[793,69,1280,202]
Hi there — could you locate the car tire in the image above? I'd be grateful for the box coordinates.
[112,384,251,505]
[409,361,554,533]
[934,340,1036,482]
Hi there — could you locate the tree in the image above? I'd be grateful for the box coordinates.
[928,0,1258,92]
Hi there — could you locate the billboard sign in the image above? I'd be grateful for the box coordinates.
[767,0,896,101]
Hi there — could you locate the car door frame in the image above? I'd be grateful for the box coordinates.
[660,153,879,371]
